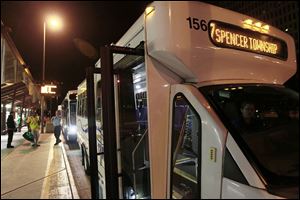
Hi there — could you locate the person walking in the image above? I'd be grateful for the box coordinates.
[6,111,16,148]
[51,111,62,145]
[27,110,40,147]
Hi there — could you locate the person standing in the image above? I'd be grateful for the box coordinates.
[27,111,40,147]
[232,101,263,133]
[6,111,16,148]
[51,111,62,145]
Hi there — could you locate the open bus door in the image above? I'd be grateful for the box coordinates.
[86,44,150,199]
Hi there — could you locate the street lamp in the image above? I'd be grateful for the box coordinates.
[41,15,62,133]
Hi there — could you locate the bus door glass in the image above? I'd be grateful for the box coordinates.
[95,77,105,198]
[116,58,151,199]
[170,92,201,199]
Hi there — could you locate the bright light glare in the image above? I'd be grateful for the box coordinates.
[69,125,77,134]
[46,15,63,31]
[244,19,253,25]
[262,25,269,31]
[254,22,262,27]
[243,19,269,33]
[145,6,155,15]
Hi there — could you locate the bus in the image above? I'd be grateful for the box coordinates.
[77,1,298,199]
[61,90,77,143]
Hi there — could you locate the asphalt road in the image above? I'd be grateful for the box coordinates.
[63,141,91,199]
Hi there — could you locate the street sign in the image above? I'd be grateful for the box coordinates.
[41,84,57,94]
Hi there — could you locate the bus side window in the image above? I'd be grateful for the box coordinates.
[171,93,200,199]
[223,148,248,185]
[96,81,102,122]
[83,91,87,118]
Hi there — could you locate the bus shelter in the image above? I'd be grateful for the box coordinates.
[1,21,41,134]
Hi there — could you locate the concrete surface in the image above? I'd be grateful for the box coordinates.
[1,129,79,199]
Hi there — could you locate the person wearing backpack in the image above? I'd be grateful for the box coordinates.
[27,110,41,147]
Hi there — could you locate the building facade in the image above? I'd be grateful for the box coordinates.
[1,21,41,133]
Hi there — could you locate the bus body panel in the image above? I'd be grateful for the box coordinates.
[145,1,296,84]
[222,178,283,199]
[113,15,145,65]
[145,57,181,198]
[76,77,106,198]
[76,79,88,150]
[61,90,77,142]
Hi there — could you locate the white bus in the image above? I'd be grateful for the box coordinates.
[77,1,298,199]
[61,90,77,143]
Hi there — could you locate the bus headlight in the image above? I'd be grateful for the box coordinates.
[69,125,77,134]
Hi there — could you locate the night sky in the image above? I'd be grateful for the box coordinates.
[1,1,299,113]
[1,1,151,105]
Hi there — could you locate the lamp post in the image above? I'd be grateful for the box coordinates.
[41,15,62,133]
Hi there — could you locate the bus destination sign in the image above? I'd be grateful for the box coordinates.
[209,21,287,60]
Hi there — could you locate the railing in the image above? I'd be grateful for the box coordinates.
[132,128,149,196]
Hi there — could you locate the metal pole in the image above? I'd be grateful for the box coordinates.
[11,88,17,112]
[18,94,26,132]
[43,21,46,81]
[86,66,99,199]
[101,46,119,199]
[1,102,7,134]
[41,21,46,133]
[99,45,143,198]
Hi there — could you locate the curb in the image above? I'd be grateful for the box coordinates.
[61,142,80,199]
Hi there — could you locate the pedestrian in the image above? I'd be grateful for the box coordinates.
[232,101,263,133]
[26,114,31,132]
[6,111,16,148]
[51,110,62,145]
[26,110,40,147]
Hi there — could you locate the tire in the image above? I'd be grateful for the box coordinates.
[83,148,90,175]
[67,135,77,144]
[81,145,85,165]
[124,186,136,199]
[63,129,68,141]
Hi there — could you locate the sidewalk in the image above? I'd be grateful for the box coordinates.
[1,128,79,199]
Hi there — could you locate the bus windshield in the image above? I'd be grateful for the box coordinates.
[70,101,77,125]
[200,84,299,188]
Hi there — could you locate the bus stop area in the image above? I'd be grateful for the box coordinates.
[1,127,79,199]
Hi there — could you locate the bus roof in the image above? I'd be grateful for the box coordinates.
[95,1,296,85]
[61,90,77,105]
[77,79,86,95]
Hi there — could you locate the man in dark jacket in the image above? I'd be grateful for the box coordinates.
[6,111,16,148]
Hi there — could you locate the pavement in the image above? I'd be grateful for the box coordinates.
[1,127,79,199]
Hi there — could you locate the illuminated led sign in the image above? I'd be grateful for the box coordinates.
[209,21,288,60]
[41,84,57,94]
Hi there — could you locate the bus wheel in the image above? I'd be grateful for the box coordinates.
[83,148,90,175]
[124,186,136,199]
[81,145,85,165]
